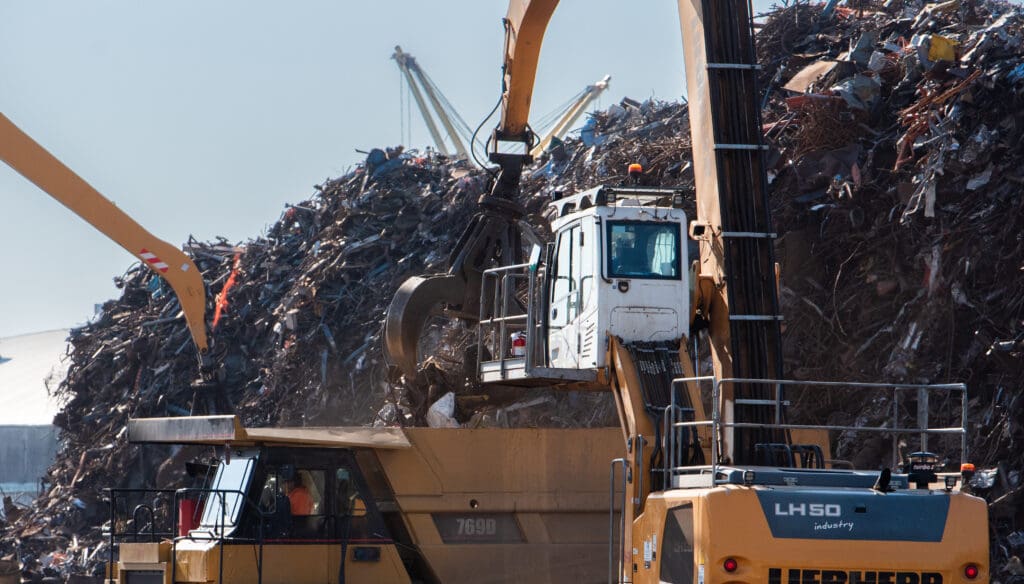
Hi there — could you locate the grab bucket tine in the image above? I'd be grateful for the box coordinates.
[384,275,466,379]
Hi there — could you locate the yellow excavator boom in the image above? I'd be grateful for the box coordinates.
[0,113,208,353]
[499,0,561,140]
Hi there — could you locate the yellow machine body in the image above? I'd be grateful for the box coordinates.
[634,485,988,584]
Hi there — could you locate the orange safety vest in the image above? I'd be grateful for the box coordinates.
[288,486,313,515]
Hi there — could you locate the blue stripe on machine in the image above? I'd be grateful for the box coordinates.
[755,489,950,541]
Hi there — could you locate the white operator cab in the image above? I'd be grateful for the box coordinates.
[477,185,690,385]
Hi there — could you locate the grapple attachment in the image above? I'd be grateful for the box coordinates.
[384,274,466,379]
[384,196,527,379]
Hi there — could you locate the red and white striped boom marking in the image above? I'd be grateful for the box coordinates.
[139,248,170,273]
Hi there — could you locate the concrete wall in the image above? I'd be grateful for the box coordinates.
[0,425,59,497]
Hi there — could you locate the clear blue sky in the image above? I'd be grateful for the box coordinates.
[0,1,773,338]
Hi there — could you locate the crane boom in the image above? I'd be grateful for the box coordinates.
[383,1,558,376]
[498,0,560,141]
[456,0,784,462]
[404,55,471,161]
[0,113,209,354]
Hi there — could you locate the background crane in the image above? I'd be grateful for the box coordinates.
[392,45,475,161]
[529,74,610,157]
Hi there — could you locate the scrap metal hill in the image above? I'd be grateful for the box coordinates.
[4,1,1024,579]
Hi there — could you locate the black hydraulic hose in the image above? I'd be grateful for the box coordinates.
[698,0,787,459]
[472,93,503,175]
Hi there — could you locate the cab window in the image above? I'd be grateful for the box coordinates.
[253,450,390,543]
[607,222,681,279]
[334,468,370,539]
[550,225,579,329]
[259,467,325,517]
[659,503,695,584]
[199,449,257,536]
[286,469,325,516]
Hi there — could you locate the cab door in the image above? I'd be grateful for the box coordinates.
[548,221,584,368]
[575,217,600,367]
[602,218,688,343]
[327,457,408,583]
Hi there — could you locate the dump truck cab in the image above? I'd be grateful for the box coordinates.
[195,443,392,538]
[477,185,689,386]
[107,418,411,584]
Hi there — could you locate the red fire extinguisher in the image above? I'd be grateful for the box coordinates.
[510,332,527,357]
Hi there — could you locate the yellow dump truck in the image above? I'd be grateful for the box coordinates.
[106,416,624,583]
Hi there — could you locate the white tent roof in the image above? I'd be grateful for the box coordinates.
[0,330,69,425]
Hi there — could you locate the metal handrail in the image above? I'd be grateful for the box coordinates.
[131,504,158,543]
[107,487,268,584]
[478,262,541,379]
[479,314,528,324]
[711,422,965,434]
[662,393,713,488]
[663,376,969,484]
[107,488,178,580]
[607,458,628,584]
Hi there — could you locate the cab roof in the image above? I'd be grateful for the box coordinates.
[546,185,685,219]
[127,415,410,449]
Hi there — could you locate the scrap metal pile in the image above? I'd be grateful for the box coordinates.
[759,0,1024,571]
[4,0,1024,579]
